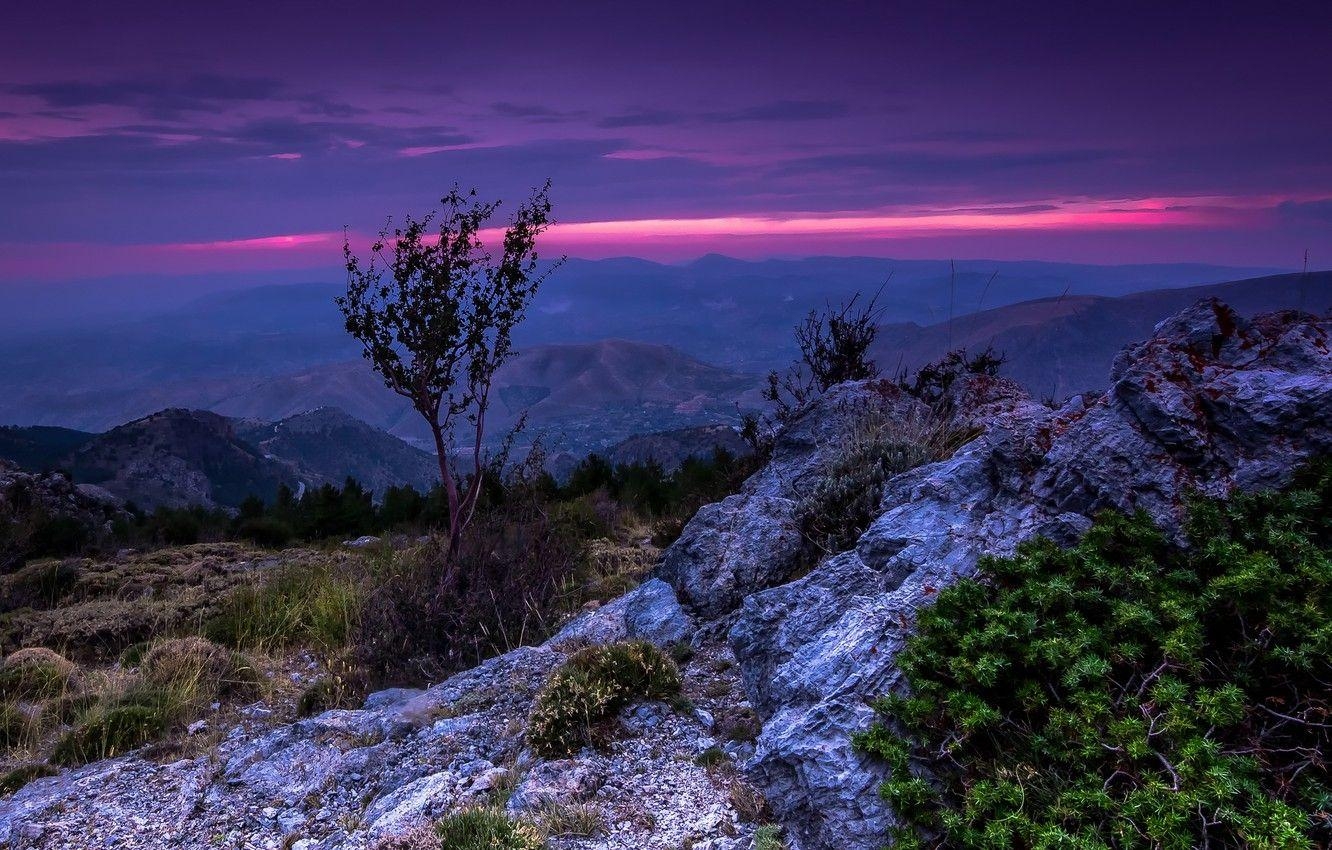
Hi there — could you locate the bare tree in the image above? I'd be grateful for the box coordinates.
[338,182,559,575]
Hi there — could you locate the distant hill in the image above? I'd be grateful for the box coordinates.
[603,424,750,470]
[233,407,439,495]
[66,409,296,510]
[0,425,95,471]
[49,406,441,510]
[872,271,1332,399]
[208,339,765,456]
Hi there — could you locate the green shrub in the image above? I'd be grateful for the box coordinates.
[528,640,682,757]
[117,641,151,668]
[0,763,59,795]
[856,461,1332,849]
[753,824,786,850]
[41,692,100,726]
[204,561,361,652]
[433,806,542,850]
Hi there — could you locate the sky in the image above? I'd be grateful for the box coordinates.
[2,0,1330,284]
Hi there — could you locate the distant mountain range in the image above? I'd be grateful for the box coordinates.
[0,256,1284,442]
[2,263,1326,510]
[1,257,1323,471]
[0,408,756,510]
[872,271,1331,399]
[0,407,441,510]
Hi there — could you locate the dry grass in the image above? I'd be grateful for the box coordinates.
[531,800,603,839]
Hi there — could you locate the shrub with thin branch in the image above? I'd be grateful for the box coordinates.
[527,640,682,757]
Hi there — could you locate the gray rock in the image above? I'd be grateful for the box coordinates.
[506,759,605,812]
[623,578,692,646]
[362,687,423,711]
[726,300,1332,850]
[661,381,929,617]
[547,594,630,647]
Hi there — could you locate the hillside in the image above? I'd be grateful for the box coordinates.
[209,339,765,455]
[65,409,298,510]
[872,271,1332,398]
[233,407,440,495]
[3,300,1328,849]
[604,424,750,470]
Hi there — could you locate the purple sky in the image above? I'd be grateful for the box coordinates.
[2,1,1329,282]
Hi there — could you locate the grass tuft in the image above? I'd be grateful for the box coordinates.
[433,806,542,850]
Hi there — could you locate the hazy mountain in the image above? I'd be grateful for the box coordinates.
[0,257,1299,446]
[871,271,1332,399]
[233,407,440,495]
[211,339,765,456]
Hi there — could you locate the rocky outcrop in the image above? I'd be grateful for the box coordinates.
[659,382,929,618]
[2,300,1328,850]
[713,301,1332,850]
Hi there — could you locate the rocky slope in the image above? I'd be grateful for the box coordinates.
[1,299,1329,849]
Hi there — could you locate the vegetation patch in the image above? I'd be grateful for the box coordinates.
[856,461,1332,849]
[140,636,260,700]
[432,806,542,850]
[753,824,787,850]
[532,800,602,839]
[298,674,360,717]
[0,702,28,750]
[50,694,173,765]
[0,647,76,701]
[528,640,682,757]
[205,560,362,652]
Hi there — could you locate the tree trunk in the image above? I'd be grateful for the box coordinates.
[429,423,464,579]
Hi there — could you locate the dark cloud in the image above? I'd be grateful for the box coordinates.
[700,99,848,123]
[296,94,370,118]
[1278,199,1332,223]
[595,101,847,129]
[491,102,589,123]
[227,118,470,152]
[596,109,685,128]
[8,74,285,119]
